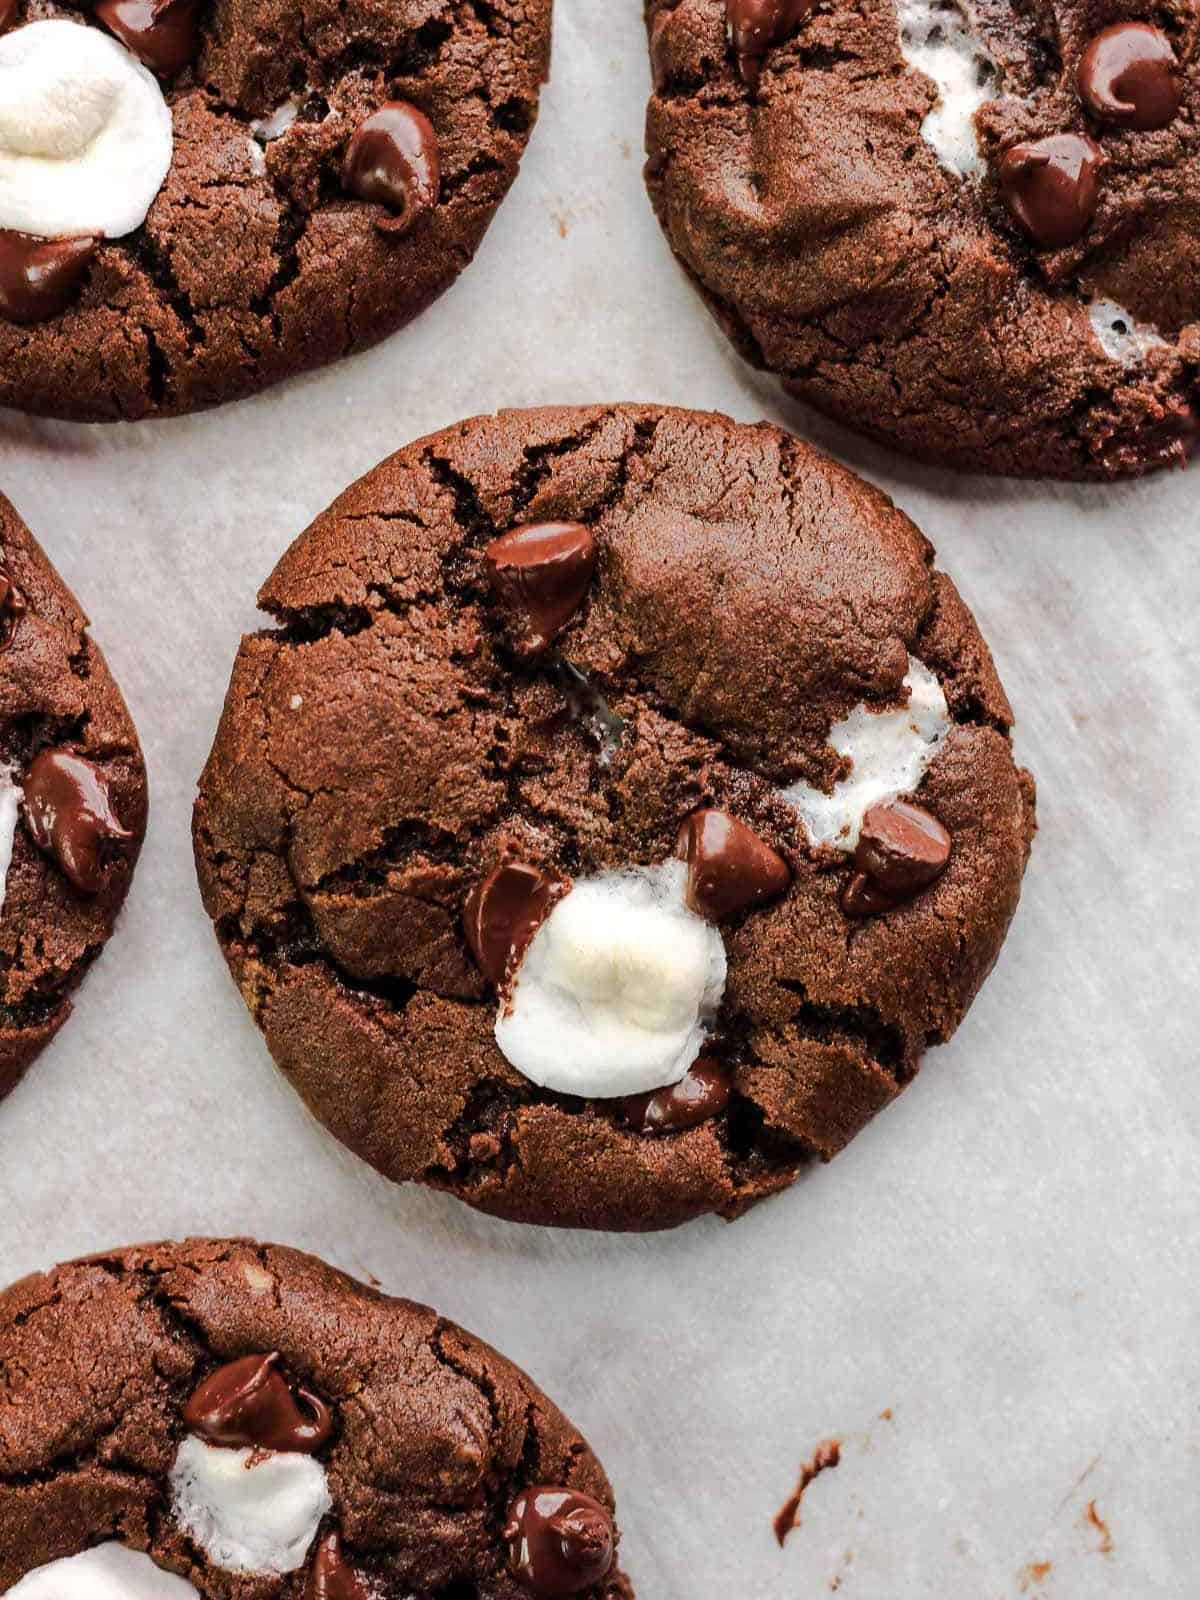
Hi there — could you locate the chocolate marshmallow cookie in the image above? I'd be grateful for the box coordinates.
[645,2,1200,478]
[0,1238,632,1598]
[0,494,147,1104]
[194,404,1036,1232]
[0,1,551,421]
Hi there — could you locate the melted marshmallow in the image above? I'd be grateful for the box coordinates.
[0,21,173,239]
[1086,298,1167,366]
[0,769,21,916]
[896,0,998,176]
[169,1436,331,1576]
[781,656,951,850]
[5,1545,200,1600]
[495,859,727,1099]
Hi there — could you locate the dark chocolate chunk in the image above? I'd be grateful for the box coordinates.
[1077,23,1180,132]
[94,0,203,77]
[839,871,898,919]
[22,750,132,895]
[464,862,562,987]
[342,102,441,236]
[855,799,951,897]
[484,522,597,655]
[0,0,17,31]
[726,0,816,86]
[183,1352,333,1453]
[306,1532,370,1600]
[622,1059,732,1134]
[0,563,26,649]
[998,133,1103,249]
[676,807,790,921]
[505,1486,615,1596]
[0,231,99,326]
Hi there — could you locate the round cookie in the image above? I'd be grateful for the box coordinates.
[0,1,551,421]
[0,494,147,1104]
[0,1238,633,1598]
[644,2,1200,479]
[193,404,1036,1233]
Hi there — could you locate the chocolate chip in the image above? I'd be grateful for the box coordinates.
[0,231,99,326]
[21,750,132,894]
[464,862,562,988]
[726,0,816,86]
[306,1532,370,1600]
[676,807,790,921]
[183,1353,333,1454]
[342,102,441,236]
[94,0,203,77]
[840,871,898,919]
[856,799,951,896]
[0,563,26,650]
[504,1486,615,1597]
[998,133,1103,249]
[1077,22,1180,132]
[0,0,17,32]
[483,522,597,656]
[622,1059,732,1134]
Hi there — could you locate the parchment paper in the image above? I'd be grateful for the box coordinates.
[0,4,1196,1595]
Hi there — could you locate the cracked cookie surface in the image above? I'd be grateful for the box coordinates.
[0,1237,633,1597]
[645,1,1200,479]
[0,493,147,1104]
[193,404,1036,1232]
[0,0,551,422]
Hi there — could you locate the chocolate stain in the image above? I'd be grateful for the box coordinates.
[773,1439,841,1547]
[1084,1500,1114,1555]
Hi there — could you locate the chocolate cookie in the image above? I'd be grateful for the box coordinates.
[645,2,1200,479]
[0,1238,632,1598]
[0,1,550,421]
[193,404,1036,1232]
[0,494,147,1104]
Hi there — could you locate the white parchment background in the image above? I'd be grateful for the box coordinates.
[0,4,1197,1595]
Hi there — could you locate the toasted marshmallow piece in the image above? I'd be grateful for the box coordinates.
[0,769,21,915]
[0,21,173,239]
[1086,298,1166,366]
[169,1435,331,1576]
[495,859,727,1099]
[782,656,951,851]
[896,0,997,176]
[5,1544,200,1599]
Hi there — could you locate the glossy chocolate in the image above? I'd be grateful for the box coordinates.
[0,0,17,31]
[839,871,897,919]
[622,1059,732,1134]
[465,861,562,988]
[343,102,441,235]
[183,1352,333,1453]
[505,1485,615,1597]
[22,750,132,894]
[306,1532,370,1600]
[998,133,1103,249]
[0,231,99,326]
[676,807,790,921]
[1077,22,1180,131]
[726,0,816,85]
[0,563,26,649]
[484,522,597,655]
[94,0,204,77]
[855,799,951,896]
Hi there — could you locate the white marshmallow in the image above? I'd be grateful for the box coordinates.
[495,859,727,1098]
[781,656,950,851]
[1086,297,1167,366]
[5,1544,200,1600]
[896,0,998,176]
[169,1435,330,1576]
[250,97,302,145]
[0,769,21,917]
[0,21,173,239]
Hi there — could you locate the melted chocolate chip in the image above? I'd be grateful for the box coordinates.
[676,807,791,921]
[342,102,441,236]
[94,0,203,77]
[1077,22,1180,132]
[726,0,816,86]
[622,1059,732,1134]
[841,799,951,917]
[22,751,132,895]
[0,231,99,326]
[505,1486,615,1597]
[183,1353,333,1453]
[0,0,17,31]
[484,522,597,656]
[998,133,1103,249]
[306,1532,370,1600]
[0,564,27,650]
[840,871,898,919]
[465,862,562,988]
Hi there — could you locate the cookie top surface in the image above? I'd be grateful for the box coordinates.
[0,493,146,1103]
[645,1,1200,479]
[0,1,551,422]
[193,404,1036,1233]
[0,1238,632,1598]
